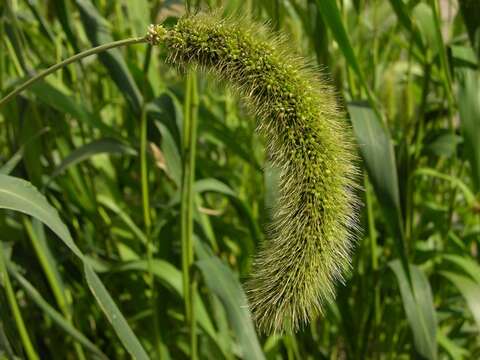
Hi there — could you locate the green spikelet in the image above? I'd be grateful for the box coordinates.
[149,12,359,334]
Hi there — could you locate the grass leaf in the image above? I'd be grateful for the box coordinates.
[457,68,480,193]
[50,138,137,180]
[390,260,438,360]
[196,243,265,360]
[74,0,143,115]
[84,265,149,360]
[440,271,480,333]
[348,102,406,259]
[7,263,108,359]
[0,174,148,358]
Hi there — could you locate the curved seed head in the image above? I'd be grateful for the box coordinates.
[149,12,360,334]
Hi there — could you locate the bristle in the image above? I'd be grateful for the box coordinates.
[151,12,360,334]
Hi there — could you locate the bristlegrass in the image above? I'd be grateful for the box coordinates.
[0,1,479,359]
[149,13,359,333]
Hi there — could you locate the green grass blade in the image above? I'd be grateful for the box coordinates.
[7,264,107,359]
[50,138,137,180]
[414,167,476,206]
[116,260,223,353]
[0,175,148,358]
[440,271,480,333]
[316,0,361,76]
[348,103,407,259]
[74,0,143,115]
[390,260,437,360]
[23,219,67,318]
[198,107,262,172]
[98,194,149,247]
[316,0,377,110]
[437,330,469,360]
[0,127,49,175]
[412,3,437,58]
[123,0,150,37]
[388,0,424,51]
[194,178,236,197]
[29,80,119,137]
[84,265,149,360]
[0,319,17,359]
[155,121,182,187]
[0,174,83,258]
[442,254,480,284]
[52,0,80,52]
[458,0,480,60]
[0,242,39,360]
[196,243,265,360]
[457,68,480,192]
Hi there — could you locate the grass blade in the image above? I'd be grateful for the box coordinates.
[84,265,149,360]
[50,138,137,180]
[0,174,83,257]
[196,243,265,360]
[348,102,407,262]
[116,259,223,353]
[0,243,39,360]
[316,0,377,110]
[7,264,107,359]
[74,0,143,115]
[440,271,480,333]
[457,68,480,192]
[442,254,480,284]
[29,81,119,137]
[390,260,437,360]
[155,121,182,187]
[0,175,148,358]
[388,0,424,52]
[459,0,480,60]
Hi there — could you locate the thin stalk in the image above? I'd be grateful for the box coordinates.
[0,242,39,360]
[141,108,152,231]
[0,37,147,108]
[181,73,192,323]
[0,19,4,90]
[181,70,199,360]
[141,106,163,358]
[430,0,455,114]
[364,175,380,328]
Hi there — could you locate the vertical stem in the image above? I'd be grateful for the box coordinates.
[0,243,39,360]
[364,175,380,329]
[141,106,162,358]
[430,0,455,114]
[141,108,151,230]
[181,69,198,360]
[181,73,192,322]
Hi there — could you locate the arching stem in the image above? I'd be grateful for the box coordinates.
[0,37,147,108]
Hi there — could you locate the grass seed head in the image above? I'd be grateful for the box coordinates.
[150,12,360,334]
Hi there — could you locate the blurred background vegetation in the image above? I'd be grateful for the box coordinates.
[0,0,480,359]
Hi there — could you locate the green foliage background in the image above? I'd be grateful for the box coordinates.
[0,0,479,359]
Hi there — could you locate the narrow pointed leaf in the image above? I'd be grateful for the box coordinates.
[390,260,437,360]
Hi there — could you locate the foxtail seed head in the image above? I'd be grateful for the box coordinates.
[149,13,359,334]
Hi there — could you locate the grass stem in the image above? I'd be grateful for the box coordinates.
[0,37,147,108]
[141,105,163,358]
[0,241,40,360]
[181,69,199,360]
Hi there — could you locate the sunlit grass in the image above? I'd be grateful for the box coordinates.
[0,0,479,359]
